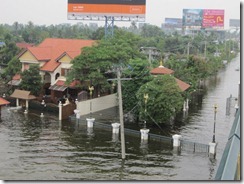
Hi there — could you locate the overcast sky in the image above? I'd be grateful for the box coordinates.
[0,0,241,29]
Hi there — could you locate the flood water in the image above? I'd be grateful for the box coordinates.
[0,54,240,180]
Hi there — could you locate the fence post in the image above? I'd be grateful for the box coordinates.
[86,118,95,128]
[112,123,120,134]
[140,128,150,140]
[172,134,182,147]
[209,142,217,158]
[59,101,62,121]
[74,109,80,119]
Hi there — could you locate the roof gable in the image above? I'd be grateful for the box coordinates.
[38,38,96,72]
[175,78,190,91]
[150,66,174,75]
[10,89,36,100]
[19,50,38,62]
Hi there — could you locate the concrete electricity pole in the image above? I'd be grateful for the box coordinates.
[108,67,131,159]
[117,68,126,159]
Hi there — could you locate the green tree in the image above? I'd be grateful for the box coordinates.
[1,56,21,81]
[19,64,42,96]
[0,33,19,65]
[67,29,145,94]
[122,58,152,113]
[136,75,184,125]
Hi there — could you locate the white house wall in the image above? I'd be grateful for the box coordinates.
[76,94,118,116]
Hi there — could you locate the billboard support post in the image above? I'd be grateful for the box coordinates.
[105,16,114,38]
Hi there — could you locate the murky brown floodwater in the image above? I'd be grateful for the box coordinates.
[0,54,240,180]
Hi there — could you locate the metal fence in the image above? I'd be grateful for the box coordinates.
[181,139,209,153]
[94,121,209,153]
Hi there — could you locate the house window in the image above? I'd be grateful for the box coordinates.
[55,73,60,80]
[61,68,70,77]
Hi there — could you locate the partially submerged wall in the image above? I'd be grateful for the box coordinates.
[76,94,118,116]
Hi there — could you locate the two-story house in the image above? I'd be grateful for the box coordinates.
[14,38,96,103]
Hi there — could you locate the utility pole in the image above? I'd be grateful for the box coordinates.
[117,68,126,159]
[187,42,190,59]
[108,67,131,159]
[139,47,160,68]
[204,41,207,59]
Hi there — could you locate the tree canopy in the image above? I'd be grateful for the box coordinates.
[67,29,146,94]
[136,75,184,124]
[19,64,42,96]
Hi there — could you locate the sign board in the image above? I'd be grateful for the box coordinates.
[202,9,224,28]
[229,19,240,27]
[182,9,225,29]
[165,18,182,28]
[68,0,146,21]
[182,9,203,28]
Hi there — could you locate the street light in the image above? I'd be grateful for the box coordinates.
[143,93,149,128]
[212,104,218,143]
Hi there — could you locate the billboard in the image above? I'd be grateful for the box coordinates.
[182,9,224,29]
[68,0,146,20]
[165,18,182,28]
[182,9,203,27]
[202,9,224,28]
[229,19,240,27]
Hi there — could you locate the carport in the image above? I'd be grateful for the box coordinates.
[10,89,36,110]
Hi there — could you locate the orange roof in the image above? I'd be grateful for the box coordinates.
[28,47,51,61]
[19,38,96,72]
[150,66,174,75]
[39,38,96,72]
[151,65,190,91]
[0,97,10,106]
[55,80,80,88]
[175,78,190,91]
[56,80,65,86]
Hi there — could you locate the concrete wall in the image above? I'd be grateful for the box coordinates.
[76,93,118,116]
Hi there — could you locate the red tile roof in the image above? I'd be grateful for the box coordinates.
[0,97,10,106]
[55,80,80,88]
[151,65,190,91]
[28,47,51,61]
[56,80,65,86]
[150,66,174,75]
[19,38,96,72]
[39,38,96,72]
[175,78,190,91]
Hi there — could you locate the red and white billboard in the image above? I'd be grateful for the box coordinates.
[68,0,146,20]
[202,9,224,28]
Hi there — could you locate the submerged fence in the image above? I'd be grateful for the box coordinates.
[181,139,209,153]
[89,121,209,154]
